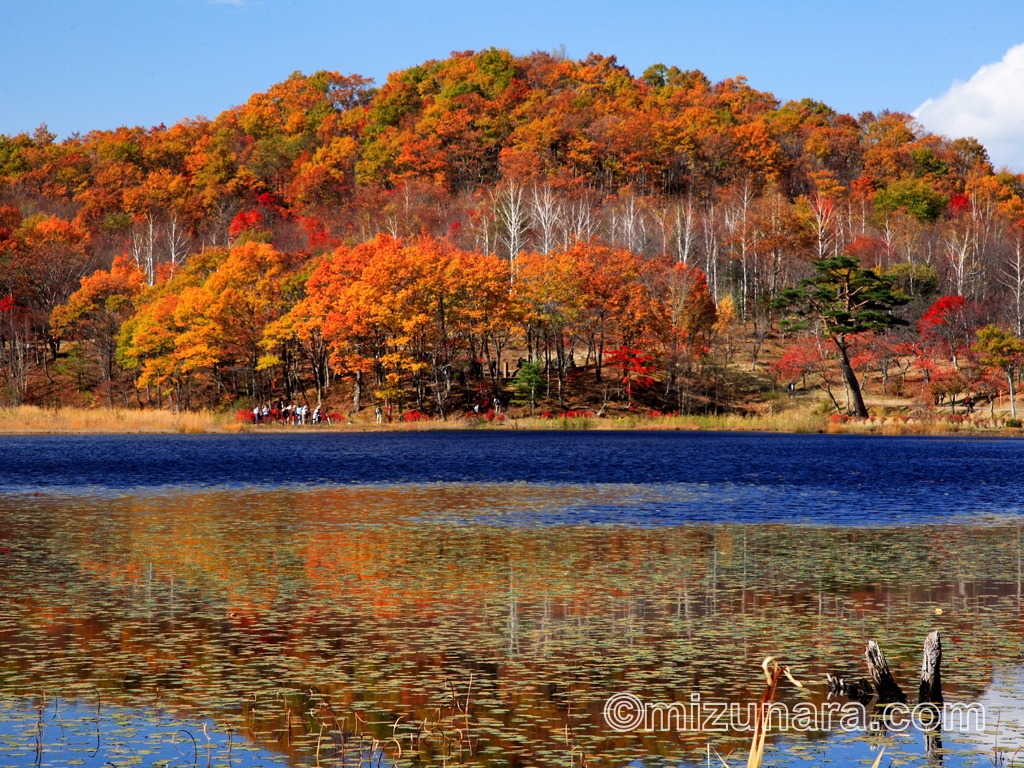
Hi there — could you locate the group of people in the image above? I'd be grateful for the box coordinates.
[252,402,327,425]
[471,397,503,415]
[934,392,977,414]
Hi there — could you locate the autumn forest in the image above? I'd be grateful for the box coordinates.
[2,49,1024,423]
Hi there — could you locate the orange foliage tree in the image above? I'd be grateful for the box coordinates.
[50,256,145,402]
[20,49,1024,412]
[294,235,512,417]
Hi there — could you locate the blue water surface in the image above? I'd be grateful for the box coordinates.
[1,431,1021,525]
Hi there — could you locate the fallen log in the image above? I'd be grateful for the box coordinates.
[825,673,874,702]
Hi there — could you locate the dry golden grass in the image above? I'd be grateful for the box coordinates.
[504,408,828,433]
[834,413,1022,436]
[0,401,1019,436]
[0,405,227,434]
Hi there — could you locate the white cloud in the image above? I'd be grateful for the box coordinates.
[914,43,1024,172]
[210,0,244,6]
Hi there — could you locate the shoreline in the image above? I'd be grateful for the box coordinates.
[0,405,1021,437]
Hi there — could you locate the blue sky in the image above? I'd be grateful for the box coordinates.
[4,0,1024,168]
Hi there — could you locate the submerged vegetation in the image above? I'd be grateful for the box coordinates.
[0,51,1022,424]
[0,484,1021,765]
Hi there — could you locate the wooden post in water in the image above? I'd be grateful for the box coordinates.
[865,640,906,704]
[919,630,943,765]
[919,630,943,704]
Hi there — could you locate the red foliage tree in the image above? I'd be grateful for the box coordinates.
[918,295,982,370]
[606,345,655,409]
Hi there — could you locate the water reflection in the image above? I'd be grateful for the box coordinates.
[0,697,276,768]
[0,486,1023,766]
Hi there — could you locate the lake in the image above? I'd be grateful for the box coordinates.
[0,432,1023,767]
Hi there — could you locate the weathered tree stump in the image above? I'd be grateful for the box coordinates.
[826,633,943,762]
[919,630,943,704]
[925,730,943,766]
[865,640,906,704]
[920,631,944,765]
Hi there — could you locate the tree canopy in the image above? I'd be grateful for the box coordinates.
[0,50,1021,419]
[774,256,907,417]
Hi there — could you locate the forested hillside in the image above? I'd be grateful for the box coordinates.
[2,49,1023,420]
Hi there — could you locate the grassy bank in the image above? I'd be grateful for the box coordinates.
[0,405,227,434]
[1,402,1021,435]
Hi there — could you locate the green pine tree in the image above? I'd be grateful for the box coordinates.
[512,361,542,414]
[773,256,907,418]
